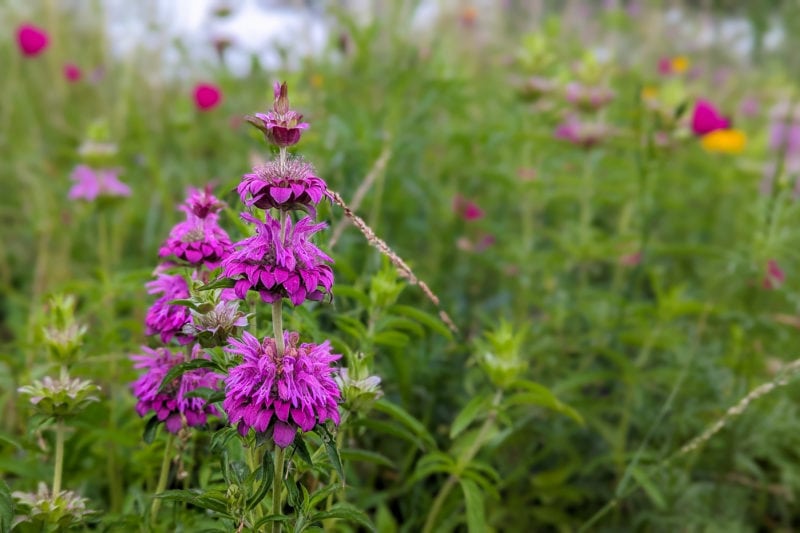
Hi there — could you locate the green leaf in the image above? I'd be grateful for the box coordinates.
[183,387,225,403]
[318,425,345,484]
[210,427,238,453]
[459,479,486,533]
[246,449,274,510]
[143,414,160,444]
[198,277,236,291]
[373,330,410,348]
[252,515,291,530]
[154,489,231,516]
[312,503,375,531]
[285,477,304,509]
[630,467,666,510]
[292,434,313,466]
[450,393,491,439]
[0,479,13,533]
[373,399,436,450]
[390,304,454,340]
[507,381,584,425]
[307,483,341,509]
[158,359,222,393]
[340,448,395,469]
[330,285,370,307]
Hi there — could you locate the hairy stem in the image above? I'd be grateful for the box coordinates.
[150,433,175,526]
[271,446,286,533]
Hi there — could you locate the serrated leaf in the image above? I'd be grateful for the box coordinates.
[158,359,222,393]
[143,414,160,444]
[459,479,486,533]
[312,503,375,531]
[246,450,273,510]
[0,479,13,533]
[450,394,491,439]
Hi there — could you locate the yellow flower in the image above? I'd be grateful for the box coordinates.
[701,129,746,154]
[671,56,690,74]
[641,86,658,100]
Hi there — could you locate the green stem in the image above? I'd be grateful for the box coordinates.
[150,433,175,527]
[52,418,65,495]
[422,391,502,533]
[272,301,284,356]
[271,446,286,533]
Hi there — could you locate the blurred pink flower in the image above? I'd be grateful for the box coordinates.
[619,252,642,267]
[68,165,131,201]
[739,96,759,118]
[193,83,222,111]
[63,64,82,83]
[555,116,612,149]
[16,23,49,57]
[565,83,615,112]
[691,99,730,136]
[762,259,785,290]
[453,195,484,221]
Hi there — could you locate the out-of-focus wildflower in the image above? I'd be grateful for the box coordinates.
[221,213,334,305]
[691,99,730,136]
[68,165,131,201]
[63,64,82,83]
[183,186,225,219]
[145,271,193,345]
[460,5,478,27]
[565,82,615,112]
[335,367,383,413]
[453,195,484,221]
[18,375,100,418]
[223,331,341,447]
[13,483,94,529]
[619,251,642,267]
[555,116,613,149]
[247,82,309,147]
[130,345,222,433]
[517,76,558,102]
[193,83,222,111]
[658,56,689,76]
[739,96,760,118]
[700,129,746,154]
[238,157,329,212]
[16,23,49,57]
[159,215,232,269]
[41,294,87,365]
[762,259,785,290]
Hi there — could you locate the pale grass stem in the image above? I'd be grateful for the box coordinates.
[328,190,459,334]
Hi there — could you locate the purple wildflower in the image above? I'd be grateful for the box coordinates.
[183,186,225,219]
[145,270,194,345]
[183,299,249,348]
[247,82,309,147]
[221,214,333,305]
[238,157,329,212]
[564,83,615,112]
[159,215,232,269]
[555,116,613,149]
[223,331,341,447]
[130,345,222,433]
[68,165,131,201]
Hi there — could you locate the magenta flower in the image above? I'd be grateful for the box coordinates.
[564,83,615,112]
[247,82,309,147]
[193,83,222,111]
[223,331,341,447]
[183,186,225,219]
[131,345,223,433]
[145,271,193,345]
[691,99,730,136]
[221,214,333,305]
[763,259,785,290]
[452,195,484,221]
[68,165,131,201]
[16,24,49,57]
[238,157,329,211]
[159,215,232,269]
[63,64,82,83]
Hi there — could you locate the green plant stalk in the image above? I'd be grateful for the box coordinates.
[272,446,286,533]
[52,417,65,495]
[150,433,175,527]
[422,391,502,533]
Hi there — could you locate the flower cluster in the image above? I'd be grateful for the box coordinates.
[131,346,223,433]
[221,82,342,448]
[690,99,747,154]
[223,332,340,446]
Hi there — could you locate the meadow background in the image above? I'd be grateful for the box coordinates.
[3,0,800,531]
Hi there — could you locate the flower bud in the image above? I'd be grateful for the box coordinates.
[18,375,100,418]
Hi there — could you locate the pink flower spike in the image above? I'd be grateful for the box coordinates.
[691,99,730,136]
[762,259,785,290]
[657,57,672,75]
[194,83,222,111]
[63,63,82,83]
[16,24,49,57]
